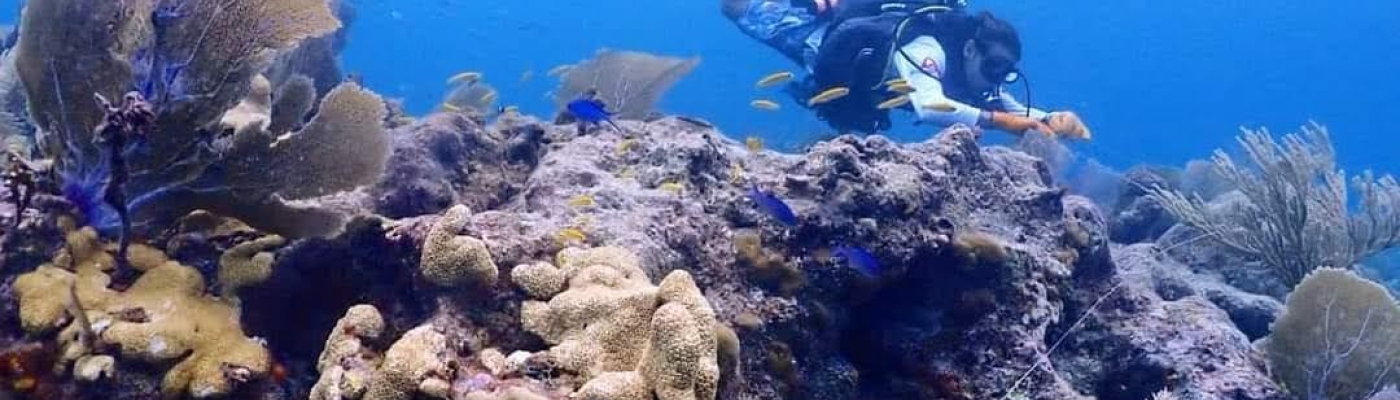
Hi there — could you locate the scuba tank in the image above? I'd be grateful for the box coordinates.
[806,1,965,132]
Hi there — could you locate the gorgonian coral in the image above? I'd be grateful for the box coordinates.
[15,0,387,237]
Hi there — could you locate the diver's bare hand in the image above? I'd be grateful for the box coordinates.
[1047,111,1092,140]
[815,0,840,14]
[990,111,1055,137]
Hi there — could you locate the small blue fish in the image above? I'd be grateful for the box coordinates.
[747,184,798,226]
[566,90,621,132]
[834,246,881,276]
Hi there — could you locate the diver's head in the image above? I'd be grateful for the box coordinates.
[960,12,1022,94]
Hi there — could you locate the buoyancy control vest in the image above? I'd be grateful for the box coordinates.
[808,1,981,132]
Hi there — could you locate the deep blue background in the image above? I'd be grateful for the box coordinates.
[3,0,1398,172]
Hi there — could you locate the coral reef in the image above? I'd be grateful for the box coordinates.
[514,246,719,400]
[15,0,386,238]
[13,226,270,398]
[420,205,498,288]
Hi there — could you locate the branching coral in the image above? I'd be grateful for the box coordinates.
[1149,123,1400,286]
[513,246,721,400]
[553,49,700,120]
[13,226,271,398]
[1263,268,1400,400]
[421,205,498,288]
[16,0,384,238]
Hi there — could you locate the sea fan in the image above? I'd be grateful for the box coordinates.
[552,49,700,120]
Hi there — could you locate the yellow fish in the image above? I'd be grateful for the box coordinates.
[923,102,958,112]
[756,71,795,88]
[660,181,685,194]
[447,71,482,85]
[746,136,764,152]
[884,78,908,87]
[750,100,781,111]
[547,65,573,77]
[807,87,851,106]
[440,103,462,113]
[556,227,588,245]
[616,138,637,156]
[479,90,498,104]
[502,105,520,114]
[728,163,747,185]
[887,82,916,94]
[876,95,911,110]
[568,194,596,208]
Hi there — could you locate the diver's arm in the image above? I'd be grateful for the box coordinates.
[895,37,982,127]
[897,36,1052,135]
[996,87,1050,121]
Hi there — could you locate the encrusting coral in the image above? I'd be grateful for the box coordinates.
[13,226,271,398]
[421,205,499,288]
[513,246,721,400]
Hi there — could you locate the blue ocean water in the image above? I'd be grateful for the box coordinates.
[2,0,1397,170]
[330,0,1400,174]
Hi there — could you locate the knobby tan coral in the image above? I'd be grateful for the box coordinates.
[217,234,287,302]
[514,246,721,400]
[365,325,449,400]
[421,205,499,288]
[13,228,271,398]
[311,305,387,400]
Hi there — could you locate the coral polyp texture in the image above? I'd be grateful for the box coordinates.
[515,247,720,400]
[13,227,270,398]
[310,305,452,400]
[421,205,499,288]
[14,0,385,238]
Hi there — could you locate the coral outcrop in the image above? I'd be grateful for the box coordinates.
[514,246,719,400]
[420,205,498,288]
[13,227,270,398]
[310,304,453,400]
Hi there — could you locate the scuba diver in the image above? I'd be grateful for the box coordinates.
[723,0,1091,139]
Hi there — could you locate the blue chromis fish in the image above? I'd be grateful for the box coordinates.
[747,184,797,227]
[566,90,621,131]
[834,246,881,276]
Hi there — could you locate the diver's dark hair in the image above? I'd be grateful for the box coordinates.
[972,12,1021,60]
[925,11,1022,60]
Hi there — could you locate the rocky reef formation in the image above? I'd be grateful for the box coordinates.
[2,102,1304,399]
[0,3,1347,397]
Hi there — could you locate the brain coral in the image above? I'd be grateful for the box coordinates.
[513,246,720,400]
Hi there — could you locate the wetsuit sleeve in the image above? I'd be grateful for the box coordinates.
[896,36,983,127]
[996,87,1050,121]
